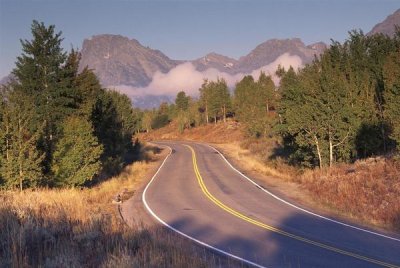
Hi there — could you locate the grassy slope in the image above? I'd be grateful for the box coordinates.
[0,144,243,267]
[139,121,400,233]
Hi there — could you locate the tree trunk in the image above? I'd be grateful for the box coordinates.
[313,134,323,169]
[223,105,226,123]
[18,117,23,192]
[329,136,333,168]
[5,123,9,161]
[205,102,209,124]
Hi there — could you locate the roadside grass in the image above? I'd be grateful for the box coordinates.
[141,121,400,232]
[301,158,400,231]
[0,143,243,267]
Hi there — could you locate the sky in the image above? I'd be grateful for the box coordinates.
[0,0,399,79]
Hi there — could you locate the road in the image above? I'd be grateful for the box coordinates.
[143,141,400,267]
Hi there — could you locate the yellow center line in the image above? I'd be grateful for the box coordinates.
[184,145,399,268]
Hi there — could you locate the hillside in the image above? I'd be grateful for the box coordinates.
[138,119,244,144]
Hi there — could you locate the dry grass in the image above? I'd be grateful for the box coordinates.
[0,144,242,267]
[217,142,294,181]
[301,158,400,230]
[138,119,243,144]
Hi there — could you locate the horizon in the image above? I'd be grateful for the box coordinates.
[0,0,399,79]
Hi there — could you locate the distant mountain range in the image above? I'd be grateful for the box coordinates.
[1,8,399,108]
[79,36,326,89]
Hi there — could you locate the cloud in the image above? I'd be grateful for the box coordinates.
[111,53,303,99]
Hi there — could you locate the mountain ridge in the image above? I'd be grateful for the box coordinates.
[367,8,400,36]
[79,34,326,89]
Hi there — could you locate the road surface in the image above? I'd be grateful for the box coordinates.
[143,141,400,267]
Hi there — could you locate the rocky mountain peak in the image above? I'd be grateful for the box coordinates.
[79,34,180,87]
[367,9,400,37]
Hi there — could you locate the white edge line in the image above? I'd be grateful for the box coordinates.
[204,143,400,243]
[142,143,267,268]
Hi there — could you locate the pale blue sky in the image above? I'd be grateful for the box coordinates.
[0,0,399,78]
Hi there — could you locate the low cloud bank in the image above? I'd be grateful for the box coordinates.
[112,53,303,100]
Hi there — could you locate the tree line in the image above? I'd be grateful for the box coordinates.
[0,21,140,190]
[142,30,400,169]
[1,22,399,191]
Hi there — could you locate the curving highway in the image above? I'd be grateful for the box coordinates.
[143,141,400,267]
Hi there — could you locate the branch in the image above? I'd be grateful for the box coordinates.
[332,131,350,148]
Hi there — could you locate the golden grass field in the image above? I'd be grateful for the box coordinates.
[0,144,242,267]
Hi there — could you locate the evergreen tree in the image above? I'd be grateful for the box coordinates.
[175,91,189,111]
[52,116,103,187]
[91,90,125,174]
[12,21,71,173]
[76,67,103,115]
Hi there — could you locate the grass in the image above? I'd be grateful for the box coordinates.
[0,143,243,267]
[301,158,400,231]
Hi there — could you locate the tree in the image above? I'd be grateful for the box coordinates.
[258,72,276,113]
[234,74,275,137]
[199,79,211,124]
[211,78,231,123]
[12,21,72,173]
[383,51,400,149]
[142,111,154,133]
[91,90,126,175]
[0,88,44,190]
[175,91,189,111]
[52,116,103,187]
[75,67,103,116]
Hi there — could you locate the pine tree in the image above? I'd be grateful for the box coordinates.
[175,91,189,111]
[52,116,103,187]
[12,21,70,173]
[91,90,125,174]
[76,67,103,115]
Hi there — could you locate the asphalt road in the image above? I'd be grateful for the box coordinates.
[143,141,400,268]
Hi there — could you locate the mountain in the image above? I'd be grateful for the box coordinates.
[191,52,238,74]
[79,34,182,87]
[236,38,326,73]
[79,35,326,89]
[0,73,15,86]
[367,9,400,37]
